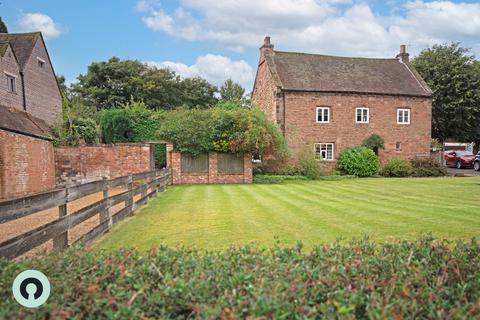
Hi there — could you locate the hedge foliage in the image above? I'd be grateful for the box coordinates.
[336,147,380,177]
[1,237,480,319]
[99,101,163,144]
[157,106,288,158]
[411,158,448,177]
[253,175,309,184]
[52,96,99,146]
[381,158,414,177]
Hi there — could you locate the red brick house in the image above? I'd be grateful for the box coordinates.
[0,32,62,198]
[252,37,432,169]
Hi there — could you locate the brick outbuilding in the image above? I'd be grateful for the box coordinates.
[252,37,432,169]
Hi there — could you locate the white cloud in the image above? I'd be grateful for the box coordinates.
[18,13,63,39]
[139,0,480,56]
[145,54,254,87]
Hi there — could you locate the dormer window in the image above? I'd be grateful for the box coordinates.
[37,57,45,68]
[6,74,16,93]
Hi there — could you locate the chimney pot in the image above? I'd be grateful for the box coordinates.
[400,44,406,54]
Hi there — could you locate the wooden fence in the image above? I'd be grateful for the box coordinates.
[0,169,169,259]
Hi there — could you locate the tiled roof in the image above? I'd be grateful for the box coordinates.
[0,42,8,56]
[0,32,40,69]
[269,51,432,97]
[0,105,51,139]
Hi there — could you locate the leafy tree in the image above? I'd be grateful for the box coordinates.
[72,57,219,110]
[0,17,7,33]
[56,74,70,97]
[180,77,218,108]
[412,43,480,145]
[73,57,147,110]
[219,79,245,102]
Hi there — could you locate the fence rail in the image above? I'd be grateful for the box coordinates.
[0,169,169,259]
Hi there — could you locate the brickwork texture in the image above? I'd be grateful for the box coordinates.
[0,130,55,199]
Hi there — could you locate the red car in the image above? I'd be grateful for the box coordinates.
[444,150,476,169]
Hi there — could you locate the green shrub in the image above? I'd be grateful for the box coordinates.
[253,175,308,184]
[72,118,98,144]
[158,105,288,158]
[99,101,164,144]
[336,147,380,177]
[382,158,413,177]
[362,134,384,154]
[296,147,323,179]
[99,108,135,143]
[411,157,447,177]
[52,96,99,146]
[1,237,480,319]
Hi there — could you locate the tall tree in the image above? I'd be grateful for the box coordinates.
[412,43,480,145]
[0,17,7,33]
[72,57,218,110]
[219,79,245,102]
[180,77,218,108]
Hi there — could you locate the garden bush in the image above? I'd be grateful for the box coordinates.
[158,106,288,159]
[1,237,479,319]
[381,158,413,177]
[253,175,308,184]
[52,96,99,146]
[336,147,380,177]
[362,134,384,155]
[411,157,447,177]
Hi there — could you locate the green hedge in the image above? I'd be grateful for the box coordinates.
[253,175,309,184]
[1,237,479,319]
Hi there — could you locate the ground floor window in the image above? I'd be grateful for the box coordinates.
[314,143,334,161]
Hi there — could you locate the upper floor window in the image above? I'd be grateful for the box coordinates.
[314,143,334,161]
[37,57,45,68]
[316,107,330,123]
[356,107,369,123]
[6,74,16,93]
[397,108,410,124]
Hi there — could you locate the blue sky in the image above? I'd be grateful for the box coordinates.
[2,0,480,91]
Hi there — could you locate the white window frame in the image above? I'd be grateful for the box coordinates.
[316,107,330,123]
[355,107,369,123]
[397,108,410,124]
[5,73,16,93]
[314,143,334,161]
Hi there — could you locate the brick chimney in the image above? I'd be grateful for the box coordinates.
[396,44,409,62]
[259,36,274,64]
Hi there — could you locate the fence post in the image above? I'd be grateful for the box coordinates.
[53,200,68,252]
[127,174,135,213]
[141,173,149,199]
[100,177,111,228]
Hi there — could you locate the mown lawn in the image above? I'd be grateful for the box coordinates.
[95,177,480,250]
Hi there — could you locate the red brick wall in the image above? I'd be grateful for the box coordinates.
[283,91,432,170]
[0,130,55,199]
[170,152,253,184]
[22,37,62,127]
[0,45,25,111]
[252,57,278,122]
[55,144,152,185]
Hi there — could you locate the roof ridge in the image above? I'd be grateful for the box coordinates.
[273,50,397,61]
